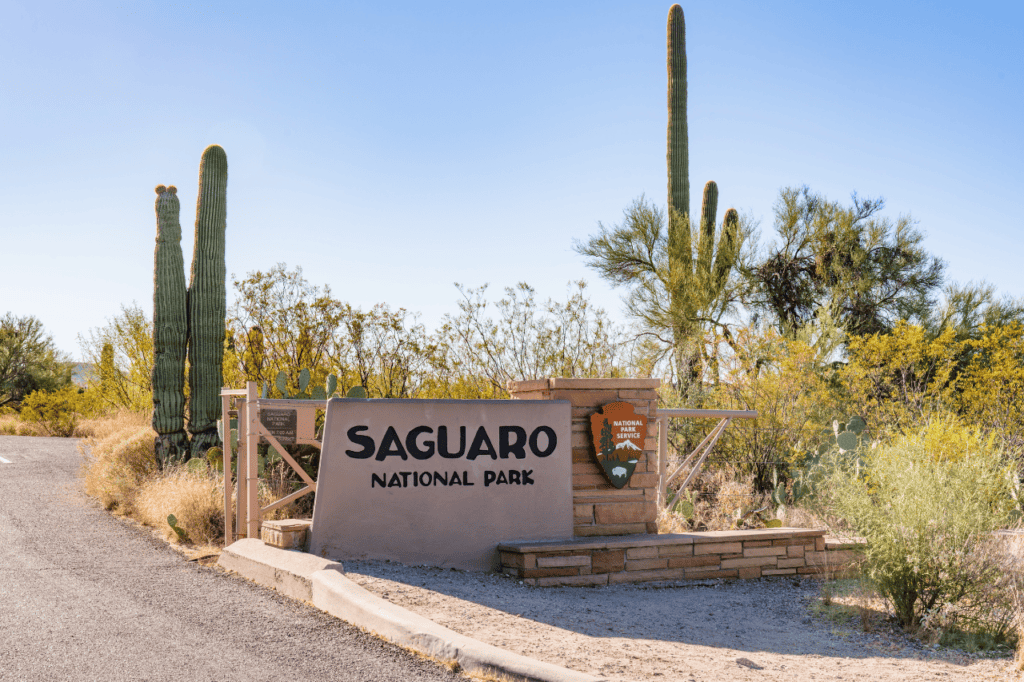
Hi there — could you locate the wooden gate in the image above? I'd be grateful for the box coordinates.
[220,382,324,541]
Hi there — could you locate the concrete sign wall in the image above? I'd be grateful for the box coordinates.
[309,398,573,571]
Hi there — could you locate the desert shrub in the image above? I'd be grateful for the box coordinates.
[0,413,19,435]
[660,466,773,532]
[956,322,1024,457]
[708,326,840,491]
[841,324,960,439]
[15,420,45,436]
[77,304,153,412]
[829,417,1016,630]
[916,531,1024,650]
[82,424,158,513]
[78,409,149,440]
[20,386,85,437]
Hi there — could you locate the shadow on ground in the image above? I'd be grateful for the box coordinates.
[344,559,988,669]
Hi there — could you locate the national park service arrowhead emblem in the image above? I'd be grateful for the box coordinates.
[589,402,647,489]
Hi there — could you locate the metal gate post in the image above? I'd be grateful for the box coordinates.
[245,381,260,539]
[235,395,247,539]
[658,415,668,506]
[222,388,232,543]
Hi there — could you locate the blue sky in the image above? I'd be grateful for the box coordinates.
[2,1,1021,358]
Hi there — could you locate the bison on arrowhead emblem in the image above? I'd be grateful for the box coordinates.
[589,401,648,489]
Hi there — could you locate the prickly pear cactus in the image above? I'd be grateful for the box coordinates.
[152,184,189,466]
[187,145,228,457]
[788,415,872,504]
[167,514,188,542]
[295,368,311,399]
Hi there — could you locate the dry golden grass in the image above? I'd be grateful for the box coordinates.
[75,410,311,548]
[0,407,148,439]
[76,409,149,439]
[0,414,20,435]
[134,467,300,545]
[0,414,46,436]
[1016,621,1024,671]
[135,467,225,545]
[81,422,158,514]
[463,667,521,682]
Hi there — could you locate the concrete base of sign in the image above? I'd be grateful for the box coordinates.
[498,529,863,586]
[260,519,311,550]
[218,539,606,682]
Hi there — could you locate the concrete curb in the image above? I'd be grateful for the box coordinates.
[219,538,342,602]
[219,540,606,682]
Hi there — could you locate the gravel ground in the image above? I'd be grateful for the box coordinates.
[0,436,461,682]
[344,559,1020,682]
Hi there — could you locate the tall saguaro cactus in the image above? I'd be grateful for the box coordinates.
[152,185,189,465]
[664,4,739,390]
[666,3,689,231]
[187,145,228,457]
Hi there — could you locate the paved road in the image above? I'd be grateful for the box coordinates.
[0,435,462,682]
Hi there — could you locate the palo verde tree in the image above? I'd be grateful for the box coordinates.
[78,304,154,412]
[747,186,945,338]
[434,281,631,397]
[0,313,72,409]
[226,263,345,397]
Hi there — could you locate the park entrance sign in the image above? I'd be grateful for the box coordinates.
[309,398,572,570]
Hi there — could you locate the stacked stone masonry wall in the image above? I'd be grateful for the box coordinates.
[499,529,862,587]
[508,378,662,537]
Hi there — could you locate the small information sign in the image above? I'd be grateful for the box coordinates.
[260,408,297,445]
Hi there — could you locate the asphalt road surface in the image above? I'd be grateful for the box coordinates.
[0,435,462,682]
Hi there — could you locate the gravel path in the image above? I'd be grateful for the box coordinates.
[344,558,1018,682]
[0,436,461,682]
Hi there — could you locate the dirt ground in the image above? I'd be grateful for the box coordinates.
[343,560,1020,682]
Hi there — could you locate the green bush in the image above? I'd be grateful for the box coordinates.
[20,387,84,437]
[829,416,1017,631]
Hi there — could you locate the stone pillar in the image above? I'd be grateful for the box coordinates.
[508,378,661,537]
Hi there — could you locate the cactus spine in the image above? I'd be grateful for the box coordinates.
[152,185,189,465]
[187,145,228,457]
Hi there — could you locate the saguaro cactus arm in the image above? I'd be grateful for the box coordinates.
[713,208,739,291]
[696,180,719,280]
